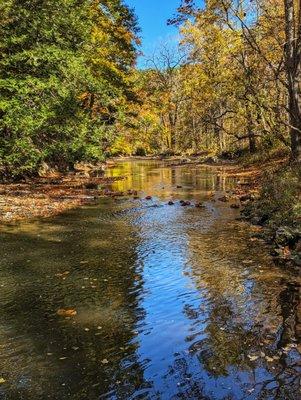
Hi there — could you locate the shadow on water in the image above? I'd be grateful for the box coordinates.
[0,204,148,399]
[0,160,300,399]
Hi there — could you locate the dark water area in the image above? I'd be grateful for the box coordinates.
[0,160,300,399]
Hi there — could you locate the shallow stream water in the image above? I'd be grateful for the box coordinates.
[0,160,300,399]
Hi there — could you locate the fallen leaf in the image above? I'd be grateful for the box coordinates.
[57,308,77,317]
[247,354,259,361]
[0,378,6,384]
[101,359,109,364]
[55,271,70,277]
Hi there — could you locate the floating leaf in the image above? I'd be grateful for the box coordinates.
[57,308,77,317]
[247,354,259,361]
[55,271,70,277]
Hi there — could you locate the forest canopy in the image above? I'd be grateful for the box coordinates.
[127,0,301,162]
[0,0,300,180]
[0,0,139,179]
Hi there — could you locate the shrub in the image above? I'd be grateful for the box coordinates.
[135,146,147,156]
[245,164,301,229]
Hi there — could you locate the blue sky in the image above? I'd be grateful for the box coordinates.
[126,0,181,66]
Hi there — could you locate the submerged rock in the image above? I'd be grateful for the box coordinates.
[218,196,229,202]
[84,182,98,189]
[275,226,301,247]
[239,194,253,202]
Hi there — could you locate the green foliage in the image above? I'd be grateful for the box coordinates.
[134,146,147,156]
[246,165,301,228]
[0,0,138,179]
[109,136,132,156]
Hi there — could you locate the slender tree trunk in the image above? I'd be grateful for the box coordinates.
[247,129,256,153]
[192,114,198,151]
[245,102,256,153]
[284,0,301,162]
[169,112,176,150]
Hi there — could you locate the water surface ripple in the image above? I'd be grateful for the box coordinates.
[0,160,300,400]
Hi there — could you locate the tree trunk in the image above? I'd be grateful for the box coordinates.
[169,112,176,150]
[284,0,301,162]
[245,102,257,153]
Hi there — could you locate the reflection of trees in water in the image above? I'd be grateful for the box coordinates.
[0,205,148,399]
[277,280,300,349]
[185,218,301,398]
[106,161,236,196]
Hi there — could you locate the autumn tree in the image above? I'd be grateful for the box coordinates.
[163,0,299,158]
[284,0,301,162]
[145,43,187,152]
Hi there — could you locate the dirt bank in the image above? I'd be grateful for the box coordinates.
[0,174,124,223]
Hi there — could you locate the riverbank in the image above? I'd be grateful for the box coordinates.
[0,174,124,223]
[220,156,300,266]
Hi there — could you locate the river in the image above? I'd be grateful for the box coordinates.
[0,160,300,399]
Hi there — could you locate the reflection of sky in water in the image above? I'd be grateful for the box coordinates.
[0,160,300,400]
